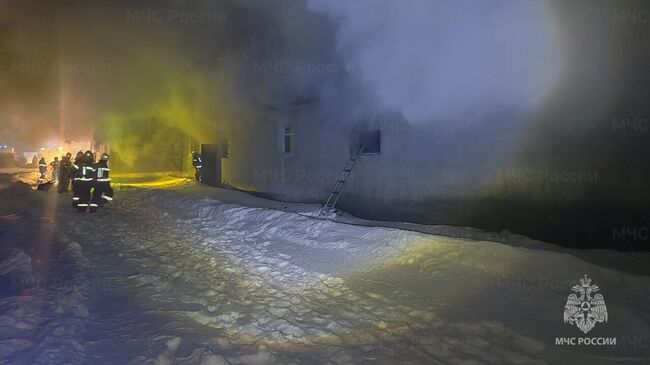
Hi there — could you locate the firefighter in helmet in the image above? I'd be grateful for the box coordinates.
[58,152,73,193]
[192,150,203,182]
[71,151,84,205]
[75,150,96,212]
[50,156,59,183]
[90,152,113,212]
[38,157,47,183]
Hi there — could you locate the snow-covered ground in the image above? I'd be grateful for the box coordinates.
[0,171,649,364]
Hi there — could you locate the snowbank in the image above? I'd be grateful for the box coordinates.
[0,241,90,364]
[2,178,647,364]
[135,188,650,363]
[0,249,33,298]
[0,180,91,364]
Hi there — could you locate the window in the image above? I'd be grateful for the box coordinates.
[283,126,295,154]
[356,130,381,155]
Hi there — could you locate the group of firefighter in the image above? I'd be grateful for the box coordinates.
[38,150,114,213]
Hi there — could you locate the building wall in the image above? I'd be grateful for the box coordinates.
[221,102,650,250]
[218,0,650,249]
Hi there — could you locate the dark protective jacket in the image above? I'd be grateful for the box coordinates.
[79,163,95,182]
[59,157,68,170]
[95,160,111,183]
[59,157,71,177]
[38,159,47,174]
[71,157,84,181]
[93,160,114,203]
[57,156,72,193]
[192,154,203,169]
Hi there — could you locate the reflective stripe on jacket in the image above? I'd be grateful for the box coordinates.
[96,166,111,182]
[79,166,95,181]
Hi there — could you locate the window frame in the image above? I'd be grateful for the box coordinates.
[281,124,296,156]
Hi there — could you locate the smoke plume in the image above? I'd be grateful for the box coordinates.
[307,0,559,124]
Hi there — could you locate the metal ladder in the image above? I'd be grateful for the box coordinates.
[318,144,365,217]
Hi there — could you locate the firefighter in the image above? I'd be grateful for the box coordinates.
[89,152,113,213]
[71,151,85,206]
[38,157,47,183]
[75,150,96,212]
[50,157,59,183]
[192,150,203,182]
[58,152,73,193]
[80,151,96,210]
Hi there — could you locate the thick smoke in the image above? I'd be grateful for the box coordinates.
[0,1,60,149]
[0,0,338,170]
[1,0,557,153]
[307,0,559,124]
[1,0,648,182]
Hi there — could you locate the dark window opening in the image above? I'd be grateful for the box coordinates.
[357,130,381,155]
[283,126,295,154]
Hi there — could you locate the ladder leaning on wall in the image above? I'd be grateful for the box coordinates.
[318,144,365,217]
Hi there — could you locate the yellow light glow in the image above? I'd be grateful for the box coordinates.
[111,173,191,189]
